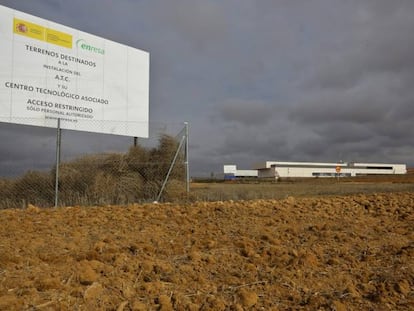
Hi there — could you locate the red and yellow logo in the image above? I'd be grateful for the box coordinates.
[13,18,72,48]
[15,22,28,33]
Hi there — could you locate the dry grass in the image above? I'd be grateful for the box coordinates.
[189,175,414,201]
[0,135,186,208]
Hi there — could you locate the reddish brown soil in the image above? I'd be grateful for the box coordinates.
[0,192,413,310]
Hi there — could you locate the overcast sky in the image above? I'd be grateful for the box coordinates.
[1,0,413,176]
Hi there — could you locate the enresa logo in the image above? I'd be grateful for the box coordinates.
[76,39,104,55]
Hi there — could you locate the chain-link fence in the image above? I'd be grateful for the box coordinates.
[0,120,188,209]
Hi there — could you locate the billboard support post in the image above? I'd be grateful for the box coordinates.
[54,118,61,208]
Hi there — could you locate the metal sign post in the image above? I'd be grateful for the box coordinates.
[335,165,341,181]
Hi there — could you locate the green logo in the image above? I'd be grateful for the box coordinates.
[76,39,105,55]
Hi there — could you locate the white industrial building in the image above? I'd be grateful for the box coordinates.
[224,161,407,179]
[223,165,258,179]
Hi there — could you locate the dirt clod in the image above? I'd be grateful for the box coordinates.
[78,260,99,285]
[238,288,258,308]
[395,279,411,295]
[84,282,103,301]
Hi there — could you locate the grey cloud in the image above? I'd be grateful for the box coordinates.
[0,124,56,175]
[282,0,414,170]
[289,83,391,124]
[217,99,276,126]
[312,122,374,145]
[1,0,414,177]
[309,1,414,89]
[156,1,229,52]
[374,120,414,144]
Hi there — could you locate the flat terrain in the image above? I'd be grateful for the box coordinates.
[190,174,414,201]
[0,186,413,309]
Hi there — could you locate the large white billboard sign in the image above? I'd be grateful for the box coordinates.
[0,5,149,137]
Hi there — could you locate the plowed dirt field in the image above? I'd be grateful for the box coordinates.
[0,192,413,310]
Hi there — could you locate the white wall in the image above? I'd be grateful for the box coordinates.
[257,162,407,178]
[230,162,406,179]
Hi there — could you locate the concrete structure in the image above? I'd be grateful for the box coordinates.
[223,165,258,179]
[224,161,407,179]
[254,161,407,178]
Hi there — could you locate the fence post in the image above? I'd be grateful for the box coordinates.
[156,135,186,202]
[184,122,190,193]
[54,118,61,207]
